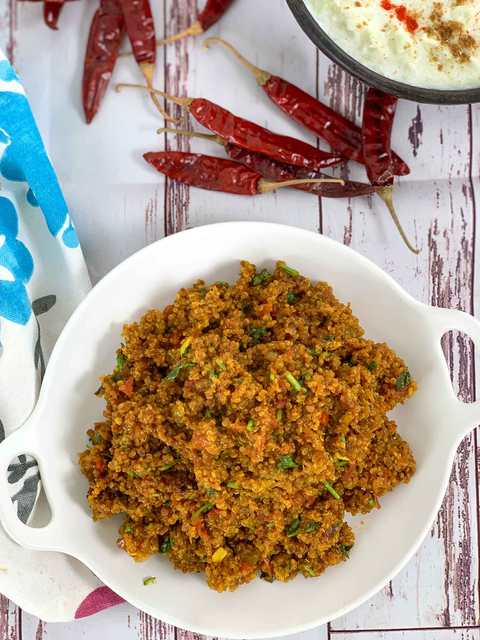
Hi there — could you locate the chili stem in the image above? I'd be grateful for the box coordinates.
[156,21,203,46]
[258,177,344,193]
[157,127,225,146]
[115,82,194,108]
[378,186,420,254]
[203,37,270,86]
[139,64,177,123]
[120,22,203,57]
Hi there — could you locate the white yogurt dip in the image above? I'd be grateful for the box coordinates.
[305,0,480,89]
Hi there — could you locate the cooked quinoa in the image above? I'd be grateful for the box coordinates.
[79,261,416,592]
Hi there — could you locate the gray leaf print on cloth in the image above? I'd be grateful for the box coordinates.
[32,295,56,382]
[11,473,40,524]
[8,454,38,484]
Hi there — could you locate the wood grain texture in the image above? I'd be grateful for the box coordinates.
[1,0,480,638]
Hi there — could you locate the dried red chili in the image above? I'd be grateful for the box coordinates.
[117,0,173,121]
[117,84,344,171]
[143,151,342,195]
[44,0,64,29]
[156,0,235,47]
[362,87,419,253]
[158,127,377,199]
[82,0,125,124]
[204,38,410,177]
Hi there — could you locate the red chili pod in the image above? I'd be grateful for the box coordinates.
[44,0,64,29]
[156,0,236,46]
[143,151,342,195]
[82,0,125,124]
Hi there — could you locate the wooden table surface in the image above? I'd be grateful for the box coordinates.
[1,0,479,638]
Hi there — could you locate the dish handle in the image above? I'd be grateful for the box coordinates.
[430,306,480,438]
[0,410,66,552]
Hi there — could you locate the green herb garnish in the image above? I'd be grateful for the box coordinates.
[127,471,142,479]
[249,326,269,344]
[115,352,127,371]
[252,269,271,286]
[226,481,240,489]
[90,432,103,445]
[143,576,156,586]
[160,538,172,553]
[367,361,378,371]
[192,501,214,518]
[278,454,299,471]
[276,408,284,422]
[285,371,305,392]
[287,292,297,304]
[280,263,299,277]
[247,418,256,432]
[303,563,316,577]
[339,543,353,558]
[395,370,411,390]
[123,525,133,534]
[159,462,176,471]
[206,488,218,497]
[286,517,301,537]
[368,498,376,508]
[303,522,319,534]
[323,481,341,500]
[166,362,194,381]
[324,335,335,341]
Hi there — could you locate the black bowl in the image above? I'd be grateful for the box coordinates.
[286,0,480,105]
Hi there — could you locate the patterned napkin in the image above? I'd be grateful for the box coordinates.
[0,51,123,619]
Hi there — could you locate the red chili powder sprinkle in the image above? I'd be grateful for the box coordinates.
[380,0,419,33]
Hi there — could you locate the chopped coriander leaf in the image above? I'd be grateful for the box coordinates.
[335,458,350,468]
[340,435,346,445]
[324,335,335,341]
[339,543,353,558]
[210,369,220,379]
[249,326,269,344]
[179,336,192,357]
[251,269,271,286]
[367,361,378,371]
[123,525,133,534]
[226,481,240,489]
[199,287,207,298]
[206,488,218,497]
[215,359,226,371]
[192,501,214,518]
[308,348,319,356]
[395,370,411,390]
[278,454,299,470]
[160,538,172,553]
[127,471,142,479]
[303,563,316,577]
[143,576,156,586]
[159,462,176,471]
[286,517,301,537]
[269,371,277,382]
[166,362,194,381]
[247,418,256,432]
[215,281,228,286]
[90,432,103,445]
[115,352,127,371]
[260,571,275,582]
[368,498,376,508]
[205,409,213,418]
[276,408,284,422]
[303,522,319,534]
[285,371,305,392]
[280,263,299,277]
[287,291,297,304]
[324,481,341,500]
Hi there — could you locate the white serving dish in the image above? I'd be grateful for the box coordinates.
[0,221,478,638]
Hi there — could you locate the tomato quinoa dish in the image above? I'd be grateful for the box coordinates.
[79,261,416,592]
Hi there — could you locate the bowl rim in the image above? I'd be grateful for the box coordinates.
[286,0,480,105]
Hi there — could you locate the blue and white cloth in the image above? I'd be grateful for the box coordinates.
[0,51,90,522]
